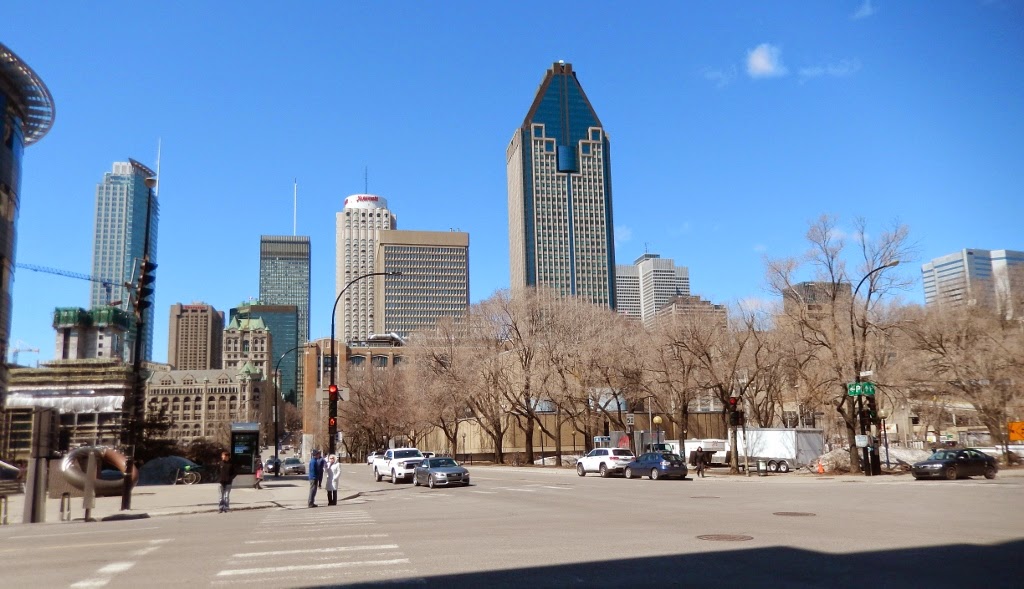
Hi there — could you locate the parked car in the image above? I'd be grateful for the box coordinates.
[421,452,435,459]
[414,457,470,488]
[624,452,688,480]
[366,451,382,465]
[281,457,306,475]
[576,448,636,477]
[912,448,998,480]
[264,457,282,475]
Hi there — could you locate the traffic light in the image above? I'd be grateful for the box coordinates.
[135,258,157,313]
[328,384,338,402]
[728,396,739,412]
[328,417,337,428]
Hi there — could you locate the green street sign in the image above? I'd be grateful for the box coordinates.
[847,382,876,396]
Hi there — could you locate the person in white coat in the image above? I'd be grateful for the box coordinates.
[324,454,342,506]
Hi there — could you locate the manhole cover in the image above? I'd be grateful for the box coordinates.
[815,477,834,480]
[690,496,720,499]
[773,512,816,517]
[697,534,753,542]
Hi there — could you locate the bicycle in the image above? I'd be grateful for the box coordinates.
[175,466,201,485]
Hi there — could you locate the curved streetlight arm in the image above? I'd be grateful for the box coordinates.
[849,260,900,381]
[328,271,401,454]
[272,343,308,471]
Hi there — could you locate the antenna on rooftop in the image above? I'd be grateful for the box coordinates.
[293,178,298,236]
[364,166,368,194]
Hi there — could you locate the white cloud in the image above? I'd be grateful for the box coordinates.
[746,43,788,78]
[799,59,862,80]
[702,66,737,88]
[615,225,632,246]
[852,0,876,20]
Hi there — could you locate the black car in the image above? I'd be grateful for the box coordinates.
[911,448,998,480]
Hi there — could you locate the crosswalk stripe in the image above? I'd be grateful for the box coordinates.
[245,533,388,545]
[217,558,410,576]
[233,544,398,558]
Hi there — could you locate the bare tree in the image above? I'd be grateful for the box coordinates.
[767,215,912,472]
[405,318,473,455]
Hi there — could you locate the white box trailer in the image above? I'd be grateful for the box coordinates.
[732,428,825,472]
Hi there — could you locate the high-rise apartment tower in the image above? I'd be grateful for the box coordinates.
[922,249,1024,316]
[615,254,690,323]
[168,303,224,370]
[507,61,616,308]
[91,159,159,361]
[336,194,396,343]
[374,229,469,340]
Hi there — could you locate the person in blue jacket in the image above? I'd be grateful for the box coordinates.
[307,451,320,507]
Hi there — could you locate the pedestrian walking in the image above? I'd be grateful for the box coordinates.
[695,446,706,478]
[307,451,320,507]
[315,452,326,488]
[324,454,342,506]
[218,451,237,512]
[254,459,264,490]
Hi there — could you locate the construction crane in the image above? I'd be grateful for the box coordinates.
[10,340,40,365]
[15,263,121,305]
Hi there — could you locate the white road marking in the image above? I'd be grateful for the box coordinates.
[245,533,388,544]
[233,544,398,558]
[542,485,569,490]
[97,562,135,575]
[217,558,410,576]
[470,490,497,494]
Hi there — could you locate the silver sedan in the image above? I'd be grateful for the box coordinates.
[413,457,470,488]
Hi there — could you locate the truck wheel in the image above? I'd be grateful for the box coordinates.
[767,460,778,472]
[391,470,399,484]
[576,463,586,477]
[599,464,608,478]
[374,468,382,482]
[778,461,790,473]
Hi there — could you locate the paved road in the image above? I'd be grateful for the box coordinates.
[1,465,1021,588]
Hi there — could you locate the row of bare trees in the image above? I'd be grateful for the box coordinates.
[337,216,1024,471]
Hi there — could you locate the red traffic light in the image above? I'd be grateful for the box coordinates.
[328,384,338,401]
[328,417,337,428]
[728,397,739,410]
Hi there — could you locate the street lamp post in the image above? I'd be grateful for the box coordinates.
[273,344,306,476]
[121,176,157,511]
[328,271,401,455]
[878,408,891,469]
[653,416,663,446]
[850,259,899,477]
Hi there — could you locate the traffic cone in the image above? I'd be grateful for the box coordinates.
[816,460,824,475]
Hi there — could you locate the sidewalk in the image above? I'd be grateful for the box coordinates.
[0,473,361,526]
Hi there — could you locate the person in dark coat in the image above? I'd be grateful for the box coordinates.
[315,453,326,488]
[218,451,238,512]
[307,451,320,507]
[695,446,706,478]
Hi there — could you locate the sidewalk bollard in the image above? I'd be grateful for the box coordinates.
[60,492,72,521]
[1,494,7,525]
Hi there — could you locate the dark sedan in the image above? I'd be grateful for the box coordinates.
[624,452,688,480]
[912,448,998,480]
[414,457,470,488]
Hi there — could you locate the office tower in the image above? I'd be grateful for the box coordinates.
[653,295,729,330]
[507,61,616,308]
[259,235,310,402]
[1,42,55,405]
[922,249,1024,315]
[230,302,298,404]
[615,254,690,323]
[336,194,396,342]
[168,303,224,370]
[783,281,853,320]
[374,229,470,340]
[91,159,159,361]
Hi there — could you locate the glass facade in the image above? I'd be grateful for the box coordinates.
[258,236,310,403]
[1,42,55,405]
[91,160,159,361]
[507,62,616,309]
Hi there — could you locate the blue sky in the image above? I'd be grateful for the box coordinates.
[4,1,1023,365]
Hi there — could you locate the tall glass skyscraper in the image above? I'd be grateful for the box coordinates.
[506,61,616,308]
[259,235,310,403]
[1,42,55,403]
[230,303,298,404]
[91,159,159,361]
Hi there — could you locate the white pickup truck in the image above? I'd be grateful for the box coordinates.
[373,448,425,484]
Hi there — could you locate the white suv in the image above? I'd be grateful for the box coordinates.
[576,448,636,477]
